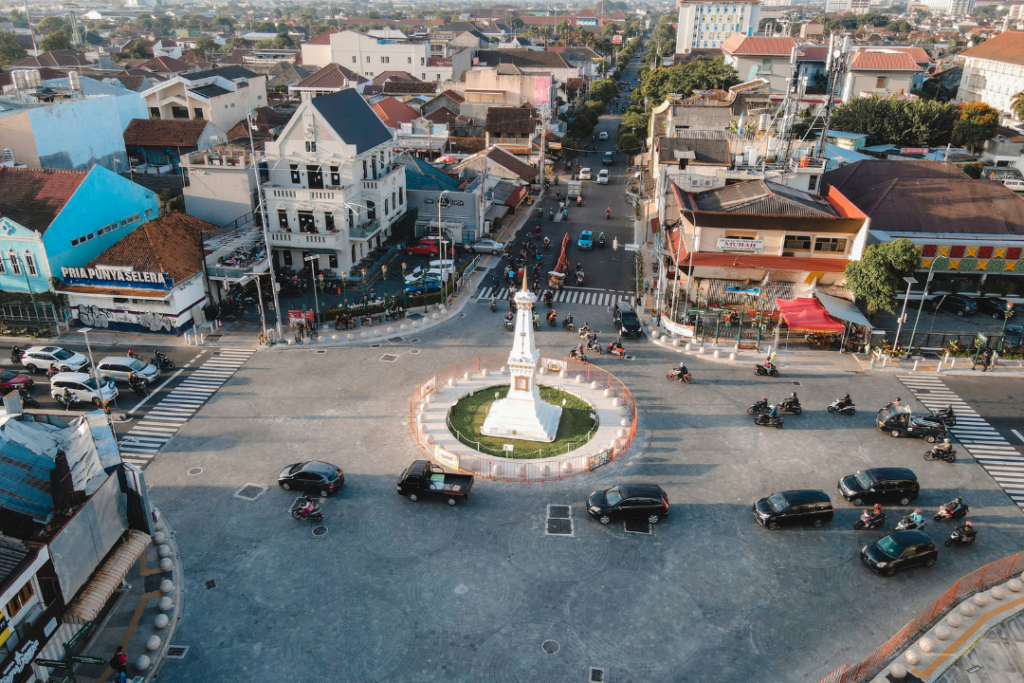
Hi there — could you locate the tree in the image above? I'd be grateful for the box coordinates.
[272,32,294,48]
[617,109,650,142]
[0,32,27,66]
[508,17,524,31]
[618,132,641,155]
[1013,91,1024,122]
[126,39,148,59]
[39,31,72,52]
[637,56,739,106]
[195,37,219,53]
[844,239,922,315]
[256,21,277,32]
[952,102,999,153]
[590,79,618,103]
[36,16,67,34]
[830,96,959,147]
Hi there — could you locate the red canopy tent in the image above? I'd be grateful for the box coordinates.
[774,298,846,334]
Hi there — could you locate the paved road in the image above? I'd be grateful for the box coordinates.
[144,288,1024,683]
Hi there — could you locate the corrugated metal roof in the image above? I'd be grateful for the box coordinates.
[0,535,31,586]
[0,441,54,521]
[692,180,839,217]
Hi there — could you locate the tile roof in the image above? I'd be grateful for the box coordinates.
[225,106,290,141]
[485,146,539,182]
[123,119,211,148]
[308,27,340,45]
[823,160,1024,235]
[475,49,570,70]
[0,536,32,588]
[721,34,796,57]
[798,46,830,61]
[423,106,459,125]
[112,74,148,91]
[959,30,1024,67]
[885,46,932,64]
[484,106,538,133]
[0,167,87,233]
[12,50,91,68]
[182,65,258,81]
[372,97,421,129]
[217,48,250,65]
[312,89,394,154]
[849,51,921,71]
[294,63,366,88]
[437,89,465,104]
[87,212,218,283]
[383,81,439,94]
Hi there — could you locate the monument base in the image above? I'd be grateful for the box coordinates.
[481,398,562,443]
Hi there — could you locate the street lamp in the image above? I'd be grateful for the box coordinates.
[401,262,408,312]
[381,264,389,307]
[437,190,451,285]
[1000,302,1016,351]
[906,259,942,355]
[340,270,348,315]
[892,276,918,355]
[361,268,368,316]
[304,255,320,326]
[239,273,268,339]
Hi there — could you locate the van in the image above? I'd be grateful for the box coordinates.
[613,301,641,338]
[602,151,614,165]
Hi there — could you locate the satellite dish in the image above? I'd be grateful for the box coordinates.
[833,50,842,59]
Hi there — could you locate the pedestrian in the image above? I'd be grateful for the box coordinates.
[110,646,127,675]
[369,287,376,301]
[981,348,992,372]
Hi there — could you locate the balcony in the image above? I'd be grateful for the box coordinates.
[268,230,346,249]
[349,219,382,240]
[360,164,402,192]
[264,186,345,203]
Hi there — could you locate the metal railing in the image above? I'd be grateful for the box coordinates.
[816,550,1024,683]
[349,219,381,240]
[446,411,596,459]
[409,354,637,483]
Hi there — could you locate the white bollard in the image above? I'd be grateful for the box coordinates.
[936,360,943,372]
[950,358,956,369]
[944,351,950,363]
[913,360,919,372]
[882,355,888,367]
[200,333,204,345]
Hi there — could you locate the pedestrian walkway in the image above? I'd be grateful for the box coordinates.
[476,286,632,307]
[119,349,255,466]
[897,374,1024,510]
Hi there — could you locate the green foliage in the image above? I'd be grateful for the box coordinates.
[272,32,294,48]
[919,79,955,103]
[616,109,650,142]
[39,31,72,52]
[830,96,959,147]
[637,57,739,107]
[816,12,894,33]
[590,79,618,103]
[195,37,219,53]
[844,238,922,315]
[255,21,277,32]
[961,162,983,179]
[507,16,524,30]
[618,132,641,155]
[36,16,67,33]
[582,99,606,118]
[952,102,999,153]
[0,32,27,66]
[126,39,148,59]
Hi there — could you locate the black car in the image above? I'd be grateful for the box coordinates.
[278,461,345,497]
[972,296,1015,320]
[586,484,669,525]
[876,406,947,442]
[838,467,920,507]
[753,490,834,530]
[927,295,977,317]
[613,302,642,338]
[861,530,938,576]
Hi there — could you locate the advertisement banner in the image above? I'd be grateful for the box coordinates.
[433,446,459,471]
[717,238,763,251]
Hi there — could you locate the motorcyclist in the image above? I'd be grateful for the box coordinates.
[955,520,976,540]
[866,503,884,525]
[128,372,145,392]
[504,310,514,326]
[785,392,800,408]
[934,438,954,455]
[299,496,316,517]
[673,361,689,378]
[838,393,853,408]
[543,236,550,248]
[610,338,623,352]
[606,207,611,219]
[598,231,605,243]
[564,312,574,328]
[907,509,924,528]
[532,311,540,327]
[579,322,590,337]
[62,388,75,405]
[547,309,557,324]
[767,404,778,419]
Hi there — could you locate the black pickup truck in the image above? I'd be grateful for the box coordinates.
[397,460,474,506]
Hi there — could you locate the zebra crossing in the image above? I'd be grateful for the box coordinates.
[477,286,632,307]
[118,349,255,467]
[897,374,1024,510]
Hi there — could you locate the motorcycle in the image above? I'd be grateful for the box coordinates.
[504,315,514,332]
[666,368,692,384]
[544,292,554,308]
[576,272,584,286]
[924,446,957,463]
[827,398,856,416]
[547,312,558,327]
[569,345,588,362]
[127,349,141,361]
[549,210,554,221]
[290,497,324,523]
[585,335,602,354]
[607,341,625,357]
[562,317,575,333]
[152,350,175,370]
[921,406,956,428]
[605,209,611,220]
[576,195,582,206]
[777,396,802,415]
[577,326,591,339]
[747,398,769,415]
[10,346,22,364]
[934,500,969,521]
[754,362,779,378]
[754,412,784,429]
[543,238,550,250]
[15,386,38,409]
[533,318,540,331]
[55,392,81,409]
[128,377,149,397]
[598,234,606,248]
[45,364,60,380]
[853,510,887,531]
[895,516,924,532]
[490,298,497,313]
[945,527,977,548]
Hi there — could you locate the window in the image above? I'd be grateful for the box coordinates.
[381,56,389,64]
[421,57,425,66]
[348,208,354,228]
[407,57,412,64]
[384,199,389,215]
[329,254,338,269]
[24,252,36,277]
[815,237,847,253]
[149,107,160,118]
[0,257,5,274]
[305,141,316,153]
[392,191,396,209]
[98,222,118,236]
[366,55,371,63]
[194,107,204,119]
[71,232,96,247]
[422,73,426,80]
[8,251,20,276]
[290,164,300,184]
[6,582,34,618]
[352,56,357,63]
[876,76,887,89]
[399,187,404,205]
[144,208,153,218]
[278,210,289,229]
[307,165,323,189]
[119,213,140,228]
[362,159,367,179]
[330,166,340,186]
[325,213,335,232]
[783,234,812,251]
[367,200,377,220]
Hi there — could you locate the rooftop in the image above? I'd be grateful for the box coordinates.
[475,49,570,70]
[294,63,366,89]
[0,167,87,233]
[657,137,731,165]
[182,65,258,81]
[484,107,537,134]
[308,27,340,45]
[849,51,922,71]
[86,212,218,284]
[311,89,394,154]
[683,179,841,218]
[371,97,421,129]
[400,153,463,192]
[721,34,796,57]
[959,30,1024,67]
[123,119,211,148]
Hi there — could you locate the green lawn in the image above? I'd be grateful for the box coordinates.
[447,384,597,459]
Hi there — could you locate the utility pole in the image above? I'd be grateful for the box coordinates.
[537,114,546,189]
[247,110,284,340]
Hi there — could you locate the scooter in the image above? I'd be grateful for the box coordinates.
[585,335,602,354]
[576,272,584,286]
[827,398,856,416]
[569,345,588,362]
[598,234,606,248]
[152,350,175,369]
[945,527,977,548]
[17,386,39,409]
[934,499,969,521]
[753,412,784,429]
[290,497,324,523]
[607,340,625,357]
[576,195,582,206]
[562,317,575,333]
[544,292,554,308]
[924,446,957,463]
[895,516,924,532]
[777,396,802,415]
[55,392,81,409]
[10,346,22,364]
[504,316,514,332]
[754,362,779,378]
[490,298,497,313]
[46,364,60,380]
[533,318,540,331]
[666,368,692,384]
[921,405,956,428]
[577,326,591,339]
[547,312,558,327]
[853,510,887,530]
[747,399,769,415]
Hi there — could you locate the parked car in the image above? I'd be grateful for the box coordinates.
[278,460,345,497]
[469,239,504,254]
[861,530,938,576]
[602,151,614,165]
[599,131,609,141]
[404,260,455,282]
[597,169,610,185]
[613,301,642,338]
[405,267,451,285]
[838,467,920,507]
[876,406,947,442]
[21,346,89,374]
[95,356,160,384]
[753,490,834,530]
[405,279,443,295]
[586,483,669,524]
[406,240,440,257]
[579,168,593,180]
[577,230,594,250]
[0,370,33,393]
[927,295,977,317]
[972,296,1015,320]
[50,372,118,407]
[397,460,473,505]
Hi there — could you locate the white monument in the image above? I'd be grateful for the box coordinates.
[481,273,562,442]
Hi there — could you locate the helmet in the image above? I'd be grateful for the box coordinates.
[954,496,963,504]
[914,509,921,514]
[762,396,768,401]
[944,438,950,443]
[965,521,972,526]
[791,392,797,398]
[873,504,882,510]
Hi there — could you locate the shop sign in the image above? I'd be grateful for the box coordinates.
[0,609,9,649]
[717,238,763,251]
[900,147,928,155]
[424,196,465,208]
[61,266,172,290]
[0,602,61,683]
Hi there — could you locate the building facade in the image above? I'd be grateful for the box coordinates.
[956,31,1024,120]
[180,148,261,227]
[675,0,761,53]
[301,29,471,81]
[721,35,796,92]
[140,67,268,137]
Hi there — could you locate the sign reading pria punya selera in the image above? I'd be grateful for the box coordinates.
[61,266,173,290]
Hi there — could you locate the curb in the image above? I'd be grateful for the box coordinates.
[142,507,183,682]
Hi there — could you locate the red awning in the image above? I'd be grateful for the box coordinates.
[775,298,846,333]
[505,185,527,207]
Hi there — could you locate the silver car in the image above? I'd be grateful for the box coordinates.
[95,356,160,384]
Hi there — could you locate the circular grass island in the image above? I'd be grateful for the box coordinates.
[447,385,598,459]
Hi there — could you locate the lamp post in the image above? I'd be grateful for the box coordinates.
[401,262,408,312]
[437,190,451,285]
[239,273,268,339]
[906,259,942,355]
[340,271,348,314]
[361,268,368,316]
[303,255,321,326]
[381,264,389,306]
[246,108,284,340]
[1000,302,1016,351]
[892,276,918,355]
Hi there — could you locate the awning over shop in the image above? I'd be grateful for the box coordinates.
[775,298,846,334]
[815,292,873,330]
[66,530,151,623]
[485,204,509,221]
[504,185,527,208]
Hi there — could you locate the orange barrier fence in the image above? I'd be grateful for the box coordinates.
[408,355,637,483]
[817,550,1024,683]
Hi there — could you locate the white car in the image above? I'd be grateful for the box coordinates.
[95,356,160,384]
[579,168,593,180]
[469,239,505,254]
[597,169,610,185]
[21,346,89,374]
[404,267,451,285]
[50,372,118,407]
[599,131,609,141]
[404,260,454,283]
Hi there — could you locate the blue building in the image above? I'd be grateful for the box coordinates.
[0,166,159,293]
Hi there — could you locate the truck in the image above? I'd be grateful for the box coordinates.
[397,460,474,506]
[566,179,582,200]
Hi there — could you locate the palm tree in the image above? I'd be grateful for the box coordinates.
[1012,91,1024,122]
